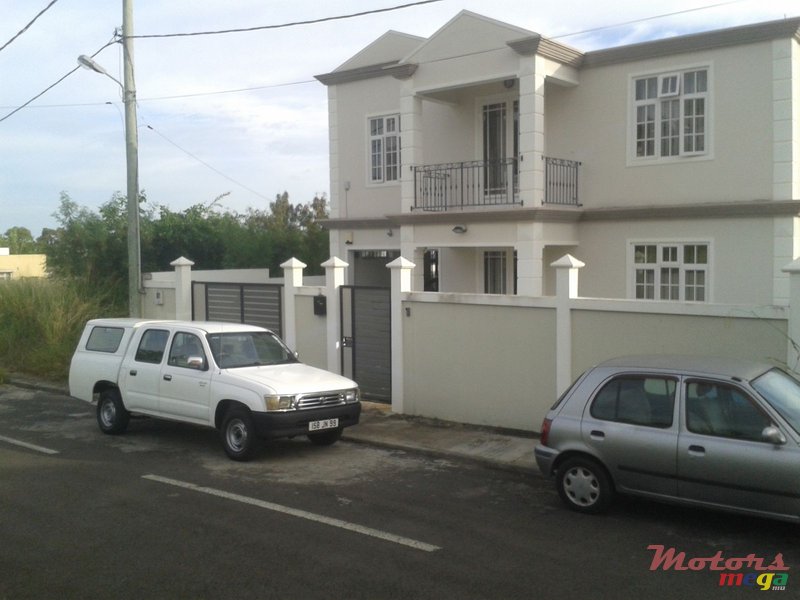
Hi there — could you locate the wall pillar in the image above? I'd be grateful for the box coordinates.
[552,254,584,394]
[781,258,800,372]
[170,256,195,321]
[387,256,415,414]
[280,257,306,351]
[322,256,348,374]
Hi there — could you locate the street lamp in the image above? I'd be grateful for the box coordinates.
[77,1,141,317]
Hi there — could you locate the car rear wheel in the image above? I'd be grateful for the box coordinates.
[96,389,130,434]
[556,457,614,514]
[220,407,257,461]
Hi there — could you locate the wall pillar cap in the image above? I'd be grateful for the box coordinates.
[550,254,585,269]
[280,257,307,269]
[170,256,195,267]
[321,256,349,269]
[386,256,416,269]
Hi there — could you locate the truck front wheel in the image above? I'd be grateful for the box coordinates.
[97,389,130,434]
[220,407,257,461]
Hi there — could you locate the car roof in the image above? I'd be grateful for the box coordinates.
[86,318,272,335]
[595,355,777,381]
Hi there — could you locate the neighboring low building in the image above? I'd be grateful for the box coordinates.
[0,247,47,280]
[316,11,800,305]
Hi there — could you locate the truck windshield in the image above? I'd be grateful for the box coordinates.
[206,331,298,369]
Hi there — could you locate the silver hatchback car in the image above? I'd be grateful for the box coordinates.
[535,356,800,522]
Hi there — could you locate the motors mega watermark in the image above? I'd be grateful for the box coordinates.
[647,545,790,591]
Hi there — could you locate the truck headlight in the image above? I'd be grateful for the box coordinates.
[265,395,296,411]
[343,389,360,403]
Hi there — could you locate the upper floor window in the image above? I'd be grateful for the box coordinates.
[632,242,708,302]
[633,68,708,161]
[369,114,400,184]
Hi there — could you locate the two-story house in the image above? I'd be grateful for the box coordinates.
[316,11,800,305]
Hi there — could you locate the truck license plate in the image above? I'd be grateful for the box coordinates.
[309,418,338,432]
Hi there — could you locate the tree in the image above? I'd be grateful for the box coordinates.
[1,226,39,253]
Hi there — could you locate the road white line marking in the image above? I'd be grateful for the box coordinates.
[142,474,441,553]
[0,434,59,455]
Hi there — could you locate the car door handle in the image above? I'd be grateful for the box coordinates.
[129,369,137,376]
[688,444,705,456]
[590,430,605,440]
[163,374,172,382]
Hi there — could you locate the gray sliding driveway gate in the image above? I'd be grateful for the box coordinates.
[193,282,283,337]
[340,286,391,403]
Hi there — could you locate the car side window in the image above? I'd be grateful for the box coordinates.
[590,376,676,428]
[167,332,207,370]
[135,329,170,364]
[685,381,772,441]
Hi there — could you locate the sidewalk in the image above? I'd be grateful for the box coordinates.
[5,375,538,474]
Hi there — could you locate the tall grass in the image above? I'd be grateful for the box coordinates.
[0,278,125,381]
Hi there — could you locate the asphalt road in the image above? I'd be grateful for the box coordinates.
[0,384,797,600]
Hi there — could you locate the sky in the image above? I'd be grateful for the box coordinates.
[1,0,799,237]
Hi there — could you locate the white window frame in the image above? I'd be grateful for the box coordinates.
[628,64,712,165]
[628,241,711,302]
[367,113,401,186]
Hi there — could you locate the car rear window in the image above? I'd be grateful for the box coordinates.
[86,326,125,353]
[590,376,676,428]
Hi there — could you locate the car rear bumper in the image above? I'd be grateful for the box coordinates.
[534,444,559,476]
[251,402,362,439]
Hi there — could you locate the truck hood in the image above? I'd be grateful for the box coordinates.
[222,362,358,395]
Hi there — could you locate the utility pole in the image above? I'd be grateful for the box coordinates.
[122,0,141,317]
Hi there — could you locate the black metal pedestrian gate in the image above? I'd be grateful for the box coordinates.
[340,286,391,403]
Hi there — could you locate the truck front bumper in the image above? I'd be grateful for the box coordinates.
[251,402,362,439]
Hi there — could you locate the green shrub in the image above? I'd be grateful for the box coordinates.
[0,277,125,381]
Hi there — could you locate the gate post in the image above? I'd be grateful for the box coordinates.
[552,254,584,395]
[281,257,306,351]
[170,256,195,321]
[387,256,415,414]
[322,257,348,374]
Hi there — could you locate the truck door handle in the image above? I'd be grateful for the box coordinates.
[590,430,605,440]
[163,374,172,382]
[129,369,137,376]
[688,445,705,456]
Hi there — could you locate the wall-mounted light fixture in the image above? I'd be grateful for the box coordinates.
[387,229,394,237]
[503,78,515,89]
[452,225,468,234]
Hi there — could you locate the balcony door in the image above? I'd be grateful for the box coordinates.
[481,99,519,197]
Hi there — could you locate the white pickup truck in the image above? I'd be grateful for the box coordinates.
[69,318,361,460]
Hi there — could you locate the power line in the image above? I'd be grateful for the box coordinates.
[0,40,116,124]
[0,0,61,53]
[144,124,272,202]
[130,0,443,39]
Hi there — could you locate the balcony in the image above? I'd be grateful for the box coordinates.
[413,157,580,211]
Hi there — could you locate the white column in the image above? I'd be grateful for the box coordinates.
[280,257,306,350]
[322,256,348,374]
[781,258,800,372]
[518,56,546,206]
[400,82,423,214]
[515,222,544,297]
[387,256,415,413]
[552,254,584,394]
[170,256,194,321]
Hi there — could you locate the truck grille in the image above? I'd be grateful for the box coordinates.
[296,392,345,410]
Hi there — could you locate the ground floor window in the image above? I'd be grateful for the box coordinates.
[632,242,708,302]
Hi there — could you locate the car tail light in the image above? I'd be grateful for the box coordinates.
[540,418,552,446]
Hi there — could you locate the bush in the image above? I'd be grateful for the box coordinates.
[0,278,125,381]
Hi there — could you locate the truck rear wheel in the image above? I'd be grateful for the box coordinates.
[97,389,130,434]
[220,407,257,461]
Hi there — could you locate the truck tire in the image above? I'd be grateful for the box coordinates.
[307,427,343,446]
[220,407,257,461]
[96,389,130,434]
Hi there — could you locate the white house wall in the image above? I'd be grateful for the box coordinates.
[545,40,777,207]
